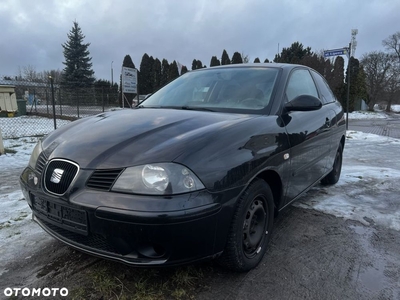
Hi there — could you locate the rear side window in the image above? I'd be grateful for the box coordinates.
[311,70,336,104]
[285,69,318,102]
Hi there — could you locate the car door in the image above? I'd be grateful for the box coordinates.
[310,70,340,168]
[282,68,333,203]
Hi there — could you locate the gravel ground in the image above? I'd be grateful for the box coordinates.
[1,114,400,299]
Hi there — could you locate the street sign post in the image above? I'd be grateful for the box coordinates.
[121,67,138,108]
[323,48,348,58]
[122,67,138,94]
[323,46,351,129]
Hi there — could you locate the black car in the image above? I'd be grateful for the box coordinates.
[20,64,345,272]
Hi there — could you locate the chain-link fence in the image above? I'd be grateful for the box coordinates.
[0,80,121,139]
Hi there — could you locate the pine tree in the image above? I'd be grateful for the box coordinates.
[196,60,204,69]
[181,66,188,75]
[139,53,154,94]
[192,59,198,70]
[160,59,170,86]
[153,58,162,91]
[61,21,95,86]
[254,57,261,63]
[221,50,231,65]
[330,56,345,99]
[122,55,136,69]
[231,52,243,64]
[343,57,367,112]
[210,56,221,67]
[169,61,179,81]
[264,58,270,63]
[274,42,312,64]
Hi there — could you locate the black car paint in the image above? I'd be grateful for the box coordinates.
[20,64,346,267]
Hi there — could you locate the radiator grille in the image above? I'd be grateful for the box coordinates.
[86,169,123,191]
[44,159,79,195]
[35,152,48,174]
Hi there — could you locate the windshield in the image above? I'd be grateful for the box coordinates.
[140,67,279,112]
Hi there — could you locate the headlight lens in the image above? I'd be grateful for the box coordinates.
[142,164,169,191]
[28,140,43,169]
[112,163,205,195]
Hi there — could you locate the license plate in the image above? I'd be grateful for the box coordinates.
[33,197,88,234]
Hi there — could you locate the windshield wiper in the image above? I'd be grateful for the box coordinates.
[137,105,214,112]
[180,106,215,112]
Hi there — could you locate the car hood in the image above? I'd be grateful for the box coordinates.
[42,108,257,169]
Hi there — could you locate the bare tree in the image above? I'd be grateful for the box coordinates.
[382,32,400,109]
[18,65,40,82]
[41,69,63,84]
[360,51,394,111]
[241,52,249,63]
[383,31,400,63]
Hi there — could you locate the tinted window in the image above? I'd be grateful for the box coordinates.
[311,70,336,104]
[285,69,318,102]
[141,68,279,112]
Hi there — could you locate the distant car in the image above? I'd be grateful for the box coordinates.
[20,64,345,271]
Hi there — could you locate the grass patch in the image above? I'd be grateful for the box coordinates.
[71,260,210,300]
[4,148,17,154]
[8,231,21,238]
[0,222,11,230]
[12,212,29,222]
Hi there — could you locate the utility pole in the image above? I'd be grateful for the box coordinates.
[346,43,351,130]
[346,29,358,130]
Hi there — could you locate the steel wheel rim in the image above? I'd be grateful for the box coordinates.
[242,196,267,258]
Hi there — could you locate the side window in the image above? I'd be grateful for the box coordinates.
[311,70,336,104]
[285,69,318,102]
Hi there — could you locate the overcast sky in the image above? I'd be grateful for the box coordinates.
[1,0,399,81]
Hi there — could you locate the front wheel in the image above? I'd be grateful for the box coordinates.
[218,179,274,272]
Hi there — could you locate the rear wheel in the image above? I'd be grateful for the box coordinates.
[321,143,343,185]
[218,179,274,272]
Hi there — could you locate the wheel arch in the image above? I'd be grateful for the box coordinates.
[256,170,283,214]
[340,135,345,150]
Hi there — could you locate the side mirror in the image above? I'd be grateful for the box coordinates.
[284,95,322,112]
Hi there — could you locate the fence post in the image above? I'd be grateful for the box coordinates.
[46,89,49,115]
[50,76,57,130]
[33,89,37,112]
[102,86,105,112]
[0,128,4,155]
[77,89,80,118]
[58,88,62,116]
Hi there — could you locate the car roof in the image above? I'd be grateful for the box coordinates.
[191,63,308,72]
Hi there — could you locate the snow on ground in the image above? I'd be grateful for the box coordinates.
[295,131,400,231]
[0,114,400,275]
[346,110,388,120]
[0,137,53,276]
[346,104,400,119]
[391,104,400,113]
[0,115,71,139]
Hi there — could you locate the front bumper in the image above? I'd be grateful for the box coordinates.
[20,167,238,266]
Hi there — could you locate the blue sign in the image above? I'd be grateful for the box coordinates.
[324,48,348,58]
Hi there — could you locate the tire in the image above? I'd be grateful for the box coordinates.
[321,143,343,185]
[218,179,274,272]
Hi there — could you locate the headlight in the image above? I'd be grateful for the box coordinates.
[112,163,205,195]
[28,140,43,169]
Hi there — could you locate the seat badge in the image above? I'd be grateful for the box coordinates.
[50,168,64,184]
